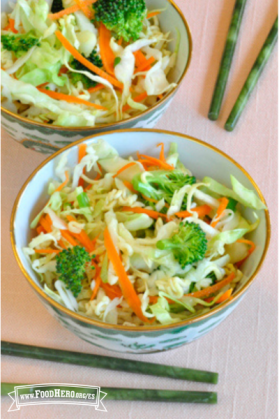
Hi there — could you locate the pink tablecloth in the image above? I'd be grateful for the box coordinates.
[1,1,278,418]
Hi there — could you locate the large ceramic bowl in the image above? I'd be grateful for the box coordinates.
[1,0,192,154]
[10,129,270,353]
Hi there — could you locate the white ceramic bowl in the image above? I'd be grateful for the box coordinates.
[11,129,270,353]
[1,0,192,154]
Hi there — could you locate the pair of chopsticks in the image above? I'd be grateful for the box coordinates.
[1,341,218,404]
[208,0,278,131]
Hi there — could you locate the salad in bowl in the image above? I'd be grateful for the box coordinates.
[1,0,179,127]
[22,139,266,327]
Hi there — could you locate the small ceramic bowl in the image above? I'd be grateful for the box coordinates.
[10,129,270,353]
[1,0,192,154]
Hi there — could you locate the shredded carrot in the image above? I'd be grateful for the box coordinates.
[54,171,69,193]
[37,88,107,111]
[58,66,68,76]
[99,23,115,76]
[55,30,123,89]
[104,227,154,323]
[60,230,79,247]
[66,215,95,252]
[137,153,174,170]
[90,273,101,301]
[73,0,94,19]
[100,282,122,300]
[123,181,137,193]
[156,142,166,163]
[141,194,170,208]
[36,226,45,235]
[4,18,18,33]
[122,92,148,112]
[236,239,256,254]
[122,206,169,221]
[235,239,256,268]
[133,50,148,68]
[117,38,123,45]
[37,82,49,89]
[205,288,233,303]
[112,162,137,178]
[34,249,60,254]
[158,94,163,99]
[87,84,105,94]
[211,197,229,228]
[39,214,52,234]
[78,144,87,187]
[136,57,155,73]
[49,0,96,19]
[186,272,236,299]
[147,11,161,19]
[175,205,212,219]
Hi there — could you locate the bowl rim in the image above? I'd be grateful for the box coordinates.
[1,0,192,133]
[10,128,271,332]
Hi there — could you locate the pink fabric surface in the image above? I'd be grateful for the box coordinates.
[1,0,278,418]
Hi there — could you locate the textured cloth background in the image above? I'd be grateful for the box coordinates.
[1,0,278,418]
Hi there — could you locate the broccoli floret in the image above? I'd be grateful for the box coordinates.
[156,222,207,268]
[93,0,147,42]
[1,32,40,53]
[55,246,92,297]
[132,170,196,210]
[70,49,103,89]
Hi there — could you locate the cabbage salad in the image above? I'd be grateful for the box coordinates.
[23,140,266,326]
[1,0,177,127]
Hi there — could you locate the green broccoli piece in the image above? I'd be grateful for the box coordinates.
[55,246,92,297]
[132,170,196,210]
[156,222,207,268]
[93,0,147,42]
[70,49,103,89]
[1,32,40,53]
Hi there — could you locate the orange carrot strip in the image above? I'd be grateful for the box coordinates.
[156,142,166,163]
[136,57,155,73]
[211,197,229,228]
[34,249,61,254]
[186,272,236,299]
[122,92,148,112]
[99,23,115,76]
[36,226,45,235]
[37,88,107,111]
[123,181,137,193]
[74,0,93,19]
[49,0,96,19]
[205,288,233,303]
[122,206,169,221]
[60,230,78,247]
[175,205,212,219]
[117,38,123,45]
[90,274,101,301]
[66,215,95,252]
[54,171,69,193]
[55,30,123,89]
[158,94,163,99]
[100,282,122,300]
[39,215,52,233]
[147,11,161,19]
[87,84,105,94]
[7,19,18,33]
[104,227,153,323]
[78,144,87,187]
[112,162,137,178]
[137,153,174,170]
[236,239,256,255]
[133,50,148,68]
[58,66,68,76]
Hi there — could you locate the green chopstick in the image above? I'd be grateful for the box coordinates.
[225,16,278,131]
[1,341,218,384]
[1,383,217,404]
[208,0,248,121]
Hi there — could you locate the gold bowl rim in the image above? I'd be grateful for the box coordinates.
[10,128,271,332]
[1,0,193,133]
